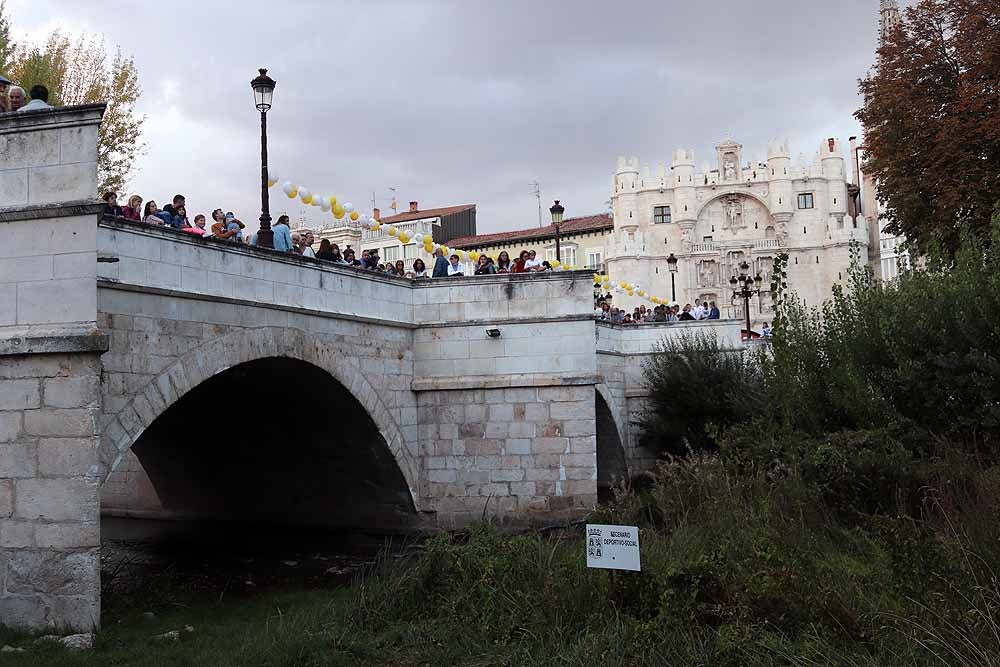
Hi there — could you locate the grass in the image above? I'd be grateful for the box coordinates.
[3,459,999,666]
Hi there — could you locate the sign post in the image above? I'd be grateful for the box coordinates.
[585,524,640,572]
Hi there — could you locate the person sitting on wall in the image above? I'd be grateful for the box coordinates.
[512,250,529,273]
[224,212,245,242]
[524,250,542,271]
[300,231,316,258]
[182,214,208,236]
[18,84,53,112]
[7,85,26,111]
[474,254,496,275]
[447,254,464,276]
[679,304,696,321]
[343,248,361,266]
[142,200,164,225]
[409,258,428,278]
[315,239,335,260]
[159,195,187,228]
[431,247,449,277]
[496,251,511,273]
[122,195,143,221]
[102,191,123,217]
[271,214,293,251]
[707,301,721,319]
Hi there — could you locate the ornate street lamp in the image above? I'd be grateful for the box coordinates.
[251,68,276,248]
[549,200,565,262]
[666,253,678,302]
[730,260,763,341]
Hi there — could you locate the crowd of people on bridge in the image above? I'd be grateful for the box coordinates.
[594,299,721,325]
[98,191,569,279]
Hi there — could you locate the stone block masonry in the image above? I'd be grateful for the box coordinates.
[418,384,598,527]
[0,353,102,630]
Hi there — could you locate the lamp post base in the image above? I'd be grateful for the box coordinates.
[256,228,274,249]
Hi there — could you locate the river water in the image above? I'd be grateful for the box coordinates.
[100,517,416,611]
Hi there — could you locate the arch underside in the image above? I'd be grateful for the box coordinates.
[127,357,417,529]
[595,388,628,503]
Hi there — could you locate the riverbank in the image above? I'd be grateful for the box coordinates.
[3,458,997,666]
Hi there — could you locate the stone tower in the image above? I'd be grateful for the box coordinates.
[879,0,901,45]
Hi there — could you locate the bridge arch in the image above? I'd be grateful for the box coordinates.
[99,326,419,520]
[595,384,628,502]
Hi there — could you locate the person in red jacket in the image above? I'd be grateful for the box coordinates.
[512,250,530,273]
[122,195,143,221]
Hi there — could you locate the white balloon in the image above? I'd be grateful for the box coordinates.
[320,197,331,212]
[413,233,424,244]
[343,202,354,213]
[281,181,294,195]
[268,169,280,183]
[298,187,311,202]
[360,219,371,229]
[368,217,377,227]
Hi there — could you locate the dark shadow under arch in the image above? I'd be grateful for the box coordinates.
[128,357,416,530]
[595,390,628,504]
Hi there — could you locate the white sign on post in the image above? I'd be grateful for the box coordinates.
[585,524,641,572]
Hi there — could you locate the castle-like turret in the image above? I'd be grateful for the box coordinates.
[821,138,848,223]
[671,148,696,225]
[766,139,793,223]
[614,156,640,229]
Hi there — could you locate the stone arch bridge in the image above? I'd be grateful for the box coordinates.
[0,105,741,630]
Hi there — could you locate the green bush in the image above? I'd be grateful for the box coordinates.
[639,332,766,456]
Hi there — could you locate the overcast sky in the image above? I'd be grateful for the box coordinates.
[8,0,888,233]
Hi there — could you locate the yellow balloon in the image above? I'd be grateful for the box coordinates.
[301,194,313,205]
[268,179,277,187]
[627,290,634,297]
[441,245,449,256]
[350,211,359,221]
[469,251,480,262]
[328,195,338,207]
[287,190,298,199]
[638,290,645,297]
[552,260,561,268]
[388,225,397,237]
[399,233,410,244]
[334,208,345,220]
[372,223,381,232]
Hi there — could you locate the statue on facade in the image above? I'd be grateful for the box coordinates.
[698,260,716,287]
[724,196,743,229]
[724,160,736,181]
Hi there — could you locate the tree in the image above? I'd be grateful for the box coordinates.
[856,0,1000,259]
[2,4,144,196]
[0,1,14,74]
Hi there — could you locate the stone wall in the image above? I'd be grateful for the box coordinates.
[0,105,107,631]
[418,384,596,527]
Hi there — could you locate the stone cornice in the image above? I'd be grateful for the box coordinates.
[411,372,600,392]
[0,324,108,356]
[0,103,106,135]
[0,200,104,223]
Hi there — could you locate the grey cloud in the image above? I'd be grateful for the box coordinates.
[13,0,886,232]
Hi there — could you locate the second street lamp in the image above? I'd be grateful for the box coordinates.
[666,253,678,302]
[549,199,565,262]
[730,260,763,341]
[251,68,276,249]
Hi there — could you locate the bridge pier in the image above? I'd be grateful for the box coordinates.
[0,105,107,630]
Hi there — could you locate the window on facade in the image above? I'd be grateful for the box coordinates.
[545,247,576,266]
[587,250,603,270]
[797,193,814,209]
[383,245,400,262]
[653,206,671,224]
[403,244,418,259]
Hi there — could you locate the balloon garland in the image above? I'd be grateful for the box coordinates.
[267,170,594,270]
[592,273,675,308]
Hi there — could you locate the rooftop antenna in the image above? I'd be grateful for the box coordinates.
[529,181,542,227]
